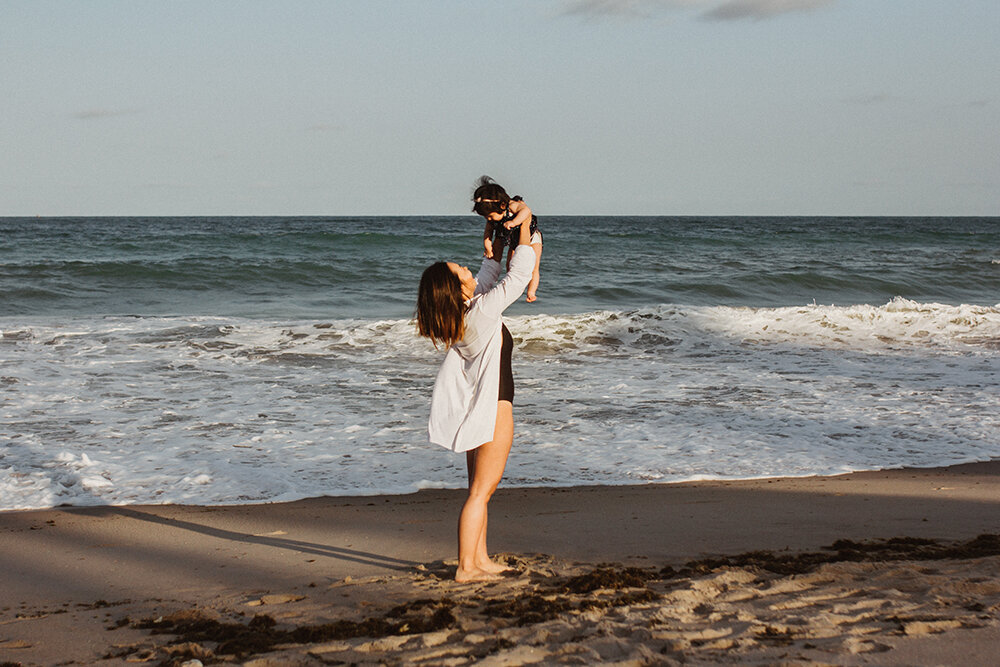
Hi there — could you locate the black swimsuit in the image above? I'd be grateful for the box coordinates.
[488,198,540,253]
[499,323,514,403]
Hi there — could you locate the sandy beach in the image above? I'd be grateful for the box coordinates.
[1,460,998,666]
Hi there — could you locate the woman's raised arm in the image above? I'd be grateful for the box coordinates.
[515,206,532,247]
[471,216,536,318]
[473,253,502,297]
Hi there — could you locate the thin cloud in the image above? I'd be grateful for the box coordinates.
[702,0,835,21]
[561,0,661,18]
[843,94,994,110]
[944,180,995,190]
[560,0,836,21]
[842,93,896,106]
[72,108,141,120]
[143,182,193,190]
[852,179,896,189]
[306,123,344,132]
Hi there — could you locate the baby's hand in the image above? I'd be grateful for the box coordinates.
[483,238,493,258]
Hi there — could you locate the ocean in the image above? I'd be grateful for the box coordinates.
[2,216,999,511]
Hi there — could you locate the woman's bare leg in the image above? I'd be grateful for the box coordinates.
[456,401,513,582]
[525,242,542,302]
[465,451,505,574]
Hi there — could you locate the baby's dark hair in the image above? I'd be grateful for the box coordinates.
[472,175,510,216]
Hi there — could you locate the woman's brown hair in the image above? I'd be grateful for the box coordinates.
[416,262,466,348]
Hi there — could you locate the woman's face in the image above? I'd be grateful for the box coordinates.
[447,262,476,300]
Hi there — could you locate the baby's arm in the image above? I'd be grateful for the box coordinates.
[502,200,532,230]
[482,221,494,258]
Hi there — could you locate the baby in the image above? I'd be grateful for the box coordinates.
[471,176,543,302]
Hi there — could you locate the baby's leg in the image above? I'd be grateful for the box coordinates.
[526,241,542,302]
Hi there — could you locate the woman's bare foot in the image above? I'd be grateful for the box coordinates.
[476,558,509,575]
[455,567,503,583]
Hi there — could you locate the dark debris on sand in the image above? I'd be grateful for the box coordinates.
[680,533,1000,576]
[482,593,574,626]
[130,598,457,664]
[120,533,999,664]
[480,563,664,626]
[560,565,657,593]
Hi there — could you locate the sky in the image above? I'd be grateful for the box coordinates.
[1,0,998,216]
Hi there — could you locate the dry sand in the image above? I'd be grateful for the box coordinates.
[1,460,998,665]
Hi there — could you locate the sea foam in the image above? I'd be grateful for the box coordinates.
[2,299,999,510]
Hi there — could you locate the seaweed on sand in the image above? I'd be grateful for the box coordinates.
[680,534,1000,576]
[133,598,457,662]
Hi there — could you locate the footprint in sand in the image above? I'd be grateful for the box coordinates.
[247,593,306,606]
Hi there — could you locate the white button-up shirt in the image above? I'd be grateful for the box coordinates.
[428,244,537,452]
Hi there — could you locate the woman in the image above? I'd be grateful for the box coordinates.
[416,214,536,582]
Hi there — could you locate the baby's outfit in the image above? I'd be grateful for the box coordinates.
[489,197,541,253]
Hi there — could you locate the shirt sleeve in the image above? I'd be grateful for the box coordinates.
[473,256,502,297]
[470,245,536,320]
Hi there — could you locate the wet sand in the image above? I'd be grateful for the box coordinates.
[1,460,998,665]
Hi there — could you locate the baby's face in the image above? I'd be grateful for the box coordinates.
[483,212,504,223]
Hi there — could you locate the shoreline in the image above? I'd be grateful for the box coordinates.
[2,460,998,664]
[3,455,997,516]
